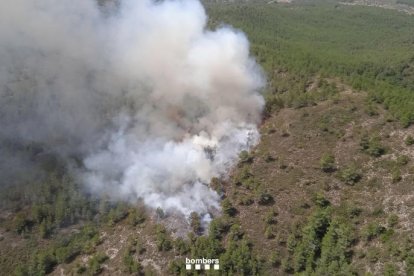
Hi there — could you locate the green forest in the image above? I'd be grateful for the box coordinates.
[206,2,414,125]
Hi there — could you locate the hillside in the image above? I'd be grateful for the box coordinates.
[1,1,414,275]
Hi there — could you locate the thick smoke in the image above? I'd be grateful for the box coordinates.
[0,0,264,217]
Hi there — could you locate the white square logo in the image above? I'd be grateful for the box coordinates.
[195,264,201,270]
[214,264,220,270]
[186,264,192,270]
[205,264,210,270]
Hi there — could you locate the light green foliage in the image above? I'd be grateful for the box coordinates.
[339,164,362,185]
[122,248,141,274]
[360,135,386,157]
[155,225,172,252]
[320,153,336,173]
[269,251,281,268]
[221,198,237,216]
[127,208,146,226]
[88,252,108,275]
[396,155,410,166]
[190,212,201,235]
[314,193,330,208]
[239,150,253,164]
[362,222,386,242]
[383,263,398,276]
[388,214,399,228]
[405,135,414,145]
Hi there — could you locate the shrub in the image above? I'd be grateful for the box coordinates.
[360,135,386,157]
[257,192,274,205]
[367,247,380,263]
[190,212,201,235]
[221,199,237,216]
[155,225,172,251]
[228,224,244,241]
[13,213,31,234]
[383,263,398,276]
[264,226,275,239]
[174,238,189,255]
[405,135,414,145]
[314,193,330,208]
[122,251,141,274]
[391,169,402,183]
[320,153,336,172]
[396,155,410,166]
[387,214,399,228]
[263,210,277,225]
[269,252,281,267]
[127,208,145,226]
[88,252,108,275]
[362,223,386,242]
[339,165,362,185]
[239,150,253,164]
[238,194,254,206]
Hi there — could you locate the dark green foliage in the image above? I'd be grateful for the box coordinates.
[2,173,105,240]
[13,224,100,275]
[220,239,260,275]
[207,2,414,126]
[315,220,354,275]
[288,209,354,274]
[292,209,331,272]
[190,235,223,259]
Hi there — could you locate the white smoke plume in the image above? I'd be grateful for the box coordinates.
[0,0,264,217]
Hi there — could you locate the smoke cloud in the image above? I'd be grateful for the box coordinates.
[0,0,264,217]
